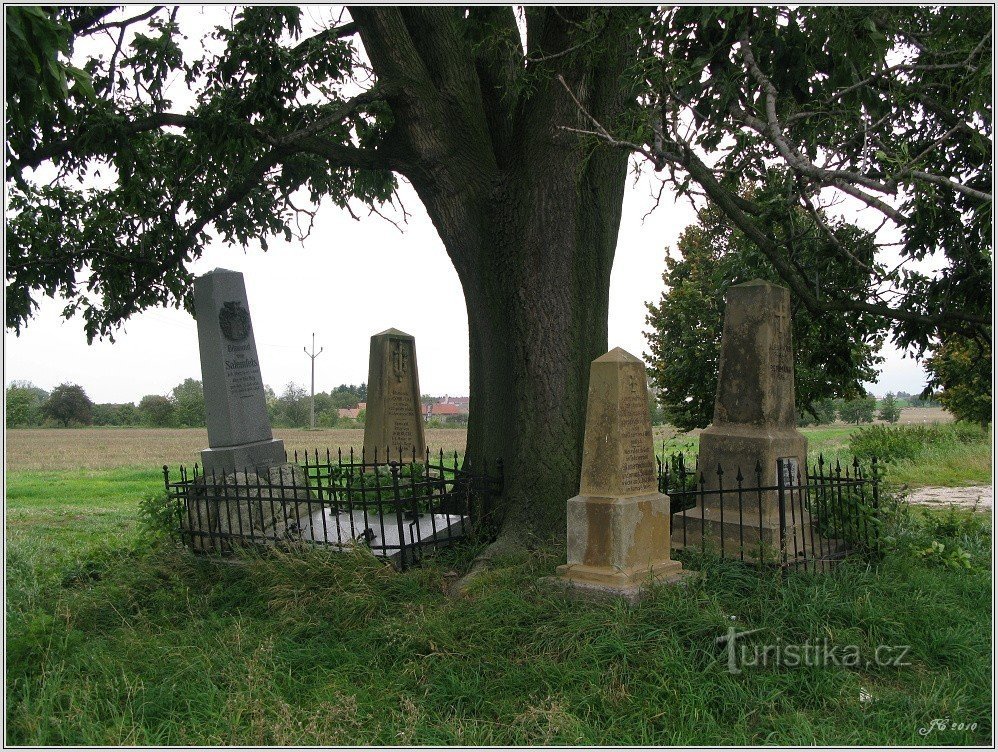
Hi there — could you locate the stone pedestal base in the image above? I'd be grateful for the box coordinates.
[672,424,811,563]
[671,506,820,564]
[698,424,806,489]
[554,491,683,602]
[181,461,311,552]
[200,438,286,475]
[541,565,690,605]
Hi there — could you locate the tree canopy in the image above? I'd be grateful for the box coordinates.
[42,383,93,426]
[5,381,49,427]
[839,396,877,425]
[617,7,991,352]
[645,188,884,431]
[925,335,993,425]
[878,393,902,424]
[7,5,399,339]
[7,6,990,350]
[138,393,174,426]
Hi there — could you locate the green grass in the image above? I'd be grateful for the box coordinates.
[886,447,992,487]
[5,467,993,745]
[849,424,992,488]
[660,426,857,463]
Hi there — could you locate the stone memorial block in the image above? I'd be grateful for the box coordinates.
[555,348,684,602]
[362,328,427,461]
[180,463,315,552]
[672,279,810,559]
[193,268,285,473]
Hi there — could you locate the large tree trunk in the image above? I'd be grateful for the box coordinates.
[418,139,628,543]
[461,160,626,539]
[351,6,635,543]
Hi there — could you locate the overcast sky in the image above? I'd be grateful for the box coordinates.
[3,6,930,404]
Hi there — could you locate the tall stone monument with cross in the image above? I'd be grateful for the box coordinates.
[554,347,684,602]
[363,328,427,462]
[672,279,809,558]
[193,268,286,473]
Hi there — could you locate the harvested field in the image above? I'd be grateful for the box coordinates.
[6,425,691,472]
[3,410,952,472]
[4,428,471,471]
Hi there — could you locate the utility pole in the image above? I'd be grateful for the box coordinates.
[304,332,323,430]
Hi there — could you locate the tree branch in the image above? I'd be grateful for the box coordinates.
[11,113,202,172]
[65,7,116,36]
[735,34,910,224]
[673,143,990,329]
[182,147,290,244]
[84,6,166,35]
[557,91,991,333]
[279,83,392,146]
[13,89,402,176]
[293,136,402,172]
[290,21,359,61]
[905,170,993,202]
[466,6,522,160]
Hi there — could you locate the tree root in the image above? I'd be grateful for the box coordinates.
[448,531,528,597]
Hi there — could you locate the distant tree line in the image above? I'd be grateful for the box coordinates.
[5,380,368,429]
[648,391,941,430]
[267,383,367,429]
[794,393,934,427]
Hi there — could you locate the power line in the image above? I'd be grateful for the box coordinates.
[304,332,323,430]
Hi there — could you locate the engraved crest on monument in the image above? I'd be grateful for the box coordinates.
[218,301,251,343]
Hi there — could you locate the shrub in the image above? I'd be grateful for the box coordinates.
[878,393,901,424]
[849,423,989,464]
[138,491,178,543]
[138,394,175,426]
[887,503,990,572]
[839,395,876,424]
[328,462,430,507]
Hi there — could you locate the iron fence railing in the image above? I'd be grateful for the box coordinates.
[164,446,503,568]
[658,453,881,572]
[165,442,877,575]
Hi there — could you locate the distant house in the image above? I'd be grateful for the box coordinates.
[439,395,470,410]
[337,402,366,420]
[424,399,469,424]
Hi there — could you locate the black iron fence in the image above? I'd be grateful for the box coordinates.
[164,442,876,574]
[164,447,503,568]
[657,452,881,572]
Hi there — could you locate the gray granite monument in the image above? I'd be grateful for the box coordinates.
[193,268,286,473]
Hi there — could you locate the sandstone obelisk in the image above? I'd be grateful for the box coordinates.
[555,348,684,602]
[672,279,809,559]
[362,328,427,462]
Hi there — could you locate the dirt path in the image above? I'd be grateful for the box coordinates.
[907,485,993,511]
